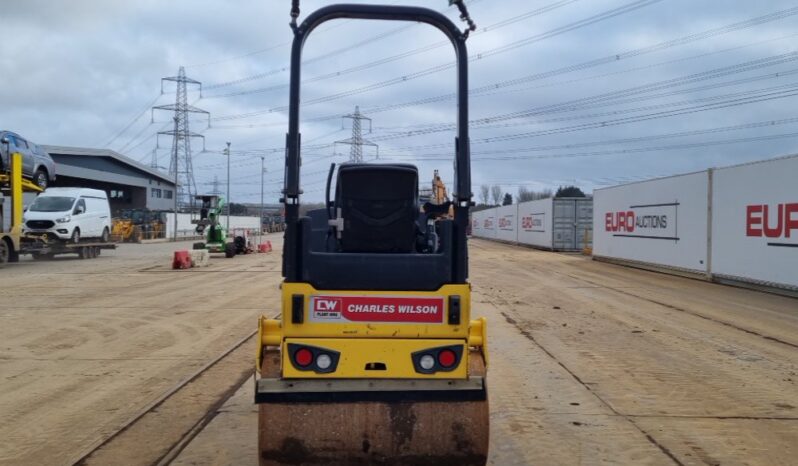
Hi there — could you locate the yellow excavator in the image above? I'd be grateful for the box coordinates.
[255,2,488,465]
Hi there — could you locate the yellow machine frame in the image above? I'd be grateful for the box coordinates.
[257,282,488,379]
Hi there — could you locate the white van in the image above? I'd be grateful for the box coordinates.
[23,188,112,243]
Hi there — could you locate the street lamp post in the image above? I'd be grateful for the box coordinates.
[225,141,231,233]
[260,156,265,243]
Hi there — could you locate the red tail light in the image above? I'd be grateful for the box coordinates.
[294,348,313,367]
[287,343,340,373]
[438,349,456,368]
[411,345,463,374]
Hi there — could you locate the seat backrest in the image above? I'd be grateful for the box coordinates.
[335,163,418,253]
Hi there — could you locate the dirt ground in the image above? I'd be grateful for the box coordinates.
[2,237,796,466]
[0,237,284,466]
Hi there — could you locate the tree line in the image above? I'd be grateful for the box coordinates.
[473,184,586,211]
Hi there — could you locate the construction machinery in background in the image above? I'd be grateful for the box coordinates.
[419,169,456,252]
[192,195,237,257]
[255,2,488,465]
[147,211,167,240]
[112,209,167,243]
[426,168,454,217]
[111,209,143,242]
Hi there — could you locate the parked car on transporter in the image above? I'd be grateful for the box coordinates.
[23,188,112,243]
[0,130,57,189]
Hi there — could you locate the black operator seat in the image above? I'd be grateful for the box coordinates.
[334,163,418,253]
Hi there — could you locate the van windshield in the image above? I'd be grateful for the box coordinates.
[29,196,75,212]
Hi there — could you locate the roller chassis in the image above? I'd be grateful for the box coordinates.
[256,2,486,465]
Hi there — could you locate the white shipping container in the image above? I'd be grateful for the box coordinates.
[517,198,552,249]
[495,204,517,242]
[552,198,593,251]
[472,198,592,251]
[711,155,798,290]
[593,171,709,274]
[470,208,497,239]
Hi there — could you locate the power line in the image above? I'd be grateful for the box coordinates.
[360,54,798,142]
[383,132,798,162]
[216,0,663,110]
[207,31,798,133]
[361,33,798,119]
[220,52,798,158]
[101,94,161,147]
[200,0,482,90]
[209,5,798,123]
[202,0,578,99]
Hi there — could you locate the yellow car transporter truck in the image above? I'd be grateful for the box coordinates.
[1,149,115,263]
[255,2,488,465]
[0,152,42,264]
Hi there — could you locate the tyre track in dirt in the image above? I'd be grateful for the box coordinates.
[469,239,798,465]
[0,237,284,466]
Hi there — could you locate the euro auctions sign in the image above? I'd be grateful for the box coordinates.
[521,213,545,232]
[604,202,679,240]
[310,295,445,323]
[745,202,798,247]
[498,215,513,231]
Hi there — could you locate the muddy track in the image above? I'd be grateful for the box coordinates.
[0,238,285,466]
[469,239,797,466]
[74,331,257,466]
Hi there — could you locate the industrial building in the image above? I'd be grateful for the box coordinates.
[42,145,176,214]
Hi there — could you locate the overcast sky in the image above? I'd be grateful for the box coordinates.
[3,0,798,203]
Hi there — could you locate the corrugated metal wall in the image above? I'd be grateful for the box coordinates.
[470,197,593,252]
[552,198,593,251]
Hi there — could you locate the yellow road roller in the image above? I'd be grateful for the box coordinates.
[255,2,488,464]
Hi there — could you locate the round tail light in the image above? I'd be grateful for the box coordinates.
[437,349,457,368]
[294,348,313,367]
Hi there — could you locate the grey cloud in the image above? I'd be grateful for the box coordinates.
[3,0,798,202]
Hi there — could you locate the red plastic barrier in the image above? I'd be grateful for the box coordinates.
[172,250,192,269]
[258,241,272,253]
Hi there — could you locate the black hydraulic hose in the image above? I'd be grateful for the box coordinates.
[325,162,336,220]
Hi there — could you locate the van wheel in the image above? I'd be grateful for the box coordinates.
[101,227,110,243]
[71,228,80,244]
[33,169,48,190]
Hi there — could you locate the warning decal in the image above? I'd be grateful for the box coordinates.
[310,295,445,323]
